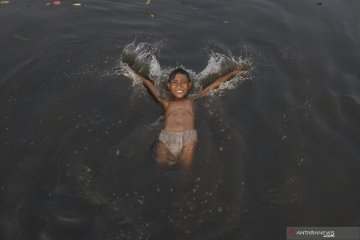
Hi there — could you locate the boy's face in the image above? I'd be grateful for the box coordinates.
[167,73,192,99]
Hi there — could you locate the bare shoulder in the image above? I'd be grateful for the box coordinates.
[189,92,204,101]
[182,98,195,106]
[159,98,170,109]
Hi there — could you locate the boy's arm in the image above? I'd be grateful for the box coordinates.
[192,69,246,99]
[127,66,168,108]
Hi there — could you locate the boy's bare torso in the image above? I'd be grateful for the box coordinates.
[127,65,246,169]
[164,99,195,132]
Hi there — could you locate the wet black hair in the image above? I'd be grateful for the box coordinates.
[168,68,191,82]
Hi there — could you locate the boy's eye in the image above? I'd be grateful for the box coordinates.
[171,79,188,84]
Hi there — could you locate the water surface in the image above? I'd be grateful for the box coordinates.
[1,0,360,239]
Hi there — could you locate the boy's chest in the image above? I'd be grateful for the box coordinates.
[166,100,195,115]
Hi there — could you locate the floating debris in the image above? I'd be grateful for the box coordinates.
[150,13,155,18]
[12,34,30,42]
[145,0,151,5]
[53,0,61,6]
[0,1,10,5]
[296,157,304,166]
[317,2,322,5]
[73,3,81,7]
[223,20,229,24]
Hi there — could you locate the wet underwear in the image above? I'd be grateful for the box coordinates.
[159,129,198,157]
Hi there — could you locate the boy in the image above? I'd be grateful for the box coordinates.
[129,67,246,169]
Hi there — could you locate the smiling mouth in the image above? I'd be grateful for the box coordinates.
[176,90,184,93]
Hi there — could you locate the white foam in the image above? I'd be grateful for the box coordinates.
[119,42,253,97]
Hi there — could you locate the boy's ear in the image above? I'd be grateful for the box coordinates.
[167,82,171,89]
[189,82,193,89]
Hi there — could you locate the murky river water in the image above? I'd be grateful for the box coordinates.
[1,0,360,239]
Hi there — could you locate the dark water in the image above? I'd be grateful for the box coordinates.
[1,0,360,239]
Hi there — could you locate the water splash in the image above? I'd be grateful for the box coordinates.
[199,52,252,96]
[120,41,253,97]
[120,42,163,86]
